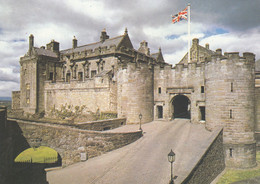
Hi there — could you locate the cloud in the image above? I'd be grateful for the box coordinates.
[0,69,19,83]
[0,0,260,97]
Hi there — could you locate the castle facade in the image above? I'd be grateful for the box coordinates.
[12,29,260,168]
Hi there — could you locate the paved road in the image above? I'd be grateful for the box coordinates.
[47,119,214,184]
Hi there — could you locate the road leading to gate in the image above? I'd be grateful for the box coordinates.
[47,119,214,184]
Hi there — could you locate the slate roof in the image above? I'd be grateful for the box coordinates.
[60,35,125,55]
[34,47,58,58]
[95,70,112,77]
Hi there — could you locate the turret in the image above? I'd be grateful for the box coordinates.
[205,52,256,168]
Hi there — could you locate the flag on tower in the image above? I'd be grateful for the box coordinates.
[172,6,188,24]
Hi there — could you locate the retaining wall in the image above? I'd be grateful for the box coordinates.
[181,128,225,184]
[11,120,142,166]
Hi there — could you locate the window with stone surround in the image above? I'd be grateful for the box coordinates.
[231,82,233,92]
[158,87,161,94]
[91,70,97,78]
[229,148,233,157]
[201,86,204,93]
[26,83,30,105]
[78,72,83,81]
[230,109,232,118]
[49,72,54,82]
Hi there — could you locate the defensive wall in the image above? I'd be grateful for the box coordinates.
[10,119,142,166]
[0,107,15,183]
[181,128,225,184]
[154,62,205,123]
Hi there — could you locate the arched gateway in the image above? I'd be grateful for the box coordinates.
[172,95,191,119]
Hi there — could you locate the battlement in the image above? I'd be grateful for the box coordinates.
[210,51,255,65]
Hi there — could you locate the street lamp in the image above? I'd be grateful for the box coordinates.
[168,149,175,184]
[139,113,142,131]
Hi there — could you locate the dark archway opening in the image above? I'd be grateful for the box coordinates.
[172,95,190,119]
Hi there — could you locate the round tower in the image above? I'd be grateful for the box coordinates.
[205,52,256,168]
[117,62,154,124]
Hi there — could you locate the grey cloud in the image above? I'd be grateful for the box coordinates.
[0,70,19,83]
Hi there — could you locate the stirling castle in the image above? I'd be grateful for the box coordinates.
[12,28,260,168]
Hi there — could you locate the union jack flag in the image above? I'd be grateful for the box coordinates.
[172,6,188,24]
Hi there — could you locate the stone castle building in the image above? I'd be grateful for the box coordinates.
[12,28,260,169]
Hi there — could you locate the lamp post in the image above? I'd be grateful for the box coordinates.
[168,149,175,184]
[139,113,142,131]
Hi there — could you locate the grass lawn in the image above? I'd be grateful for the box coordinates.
[15,146,58,164]
[217,152,260,184]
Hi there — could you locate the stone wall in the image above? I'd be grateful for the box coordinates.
[12,120,142,166]
[12,91,21,110]
[44,73,116,117]
[117,62,154,124]
[181,128,225,184]
[75,118,126,131]
[153,62,205,123]
[0,107,14,183]
[205,52,256,168]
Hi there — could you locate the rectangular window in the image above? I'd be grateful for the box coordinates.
[199,106,205,121]
[201,86,204,93]
[91,70,97,78]
[230,109,232,119]
[231,82,233,92]
[26,83,30,105]
[229,148,233,157]
[66,73,71,83]
[49,72,53,81]
[158,87,161,94]
[78,72,83,81]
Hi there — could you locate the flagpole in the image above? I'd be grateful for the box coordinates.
[188,3,191,63]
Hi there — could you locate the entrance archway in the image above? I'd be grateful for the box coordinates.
[172,95,190,119]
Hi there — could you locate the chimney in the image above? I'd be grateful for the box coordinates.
[192,38,199,46]
[216,48,222,55]
[46,40,60,53]
[138,40,150,55]
[73,36,77,49]
[29,34,34,52]
[100,28,109,42]
[205,43,209,49]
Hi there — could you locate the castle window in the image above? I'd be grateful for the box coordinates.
[230,109,232,118]
[101,79,104,83]
[158,87,161,94]
[199,106,205,121]
[66,72,71,83]
[91,70,96,78]
[26,83,30,105]
[229,148,233,157]
[78,72,83,81]
[201,86,204,93]
[49,72,53,81]
[231,82,233,92]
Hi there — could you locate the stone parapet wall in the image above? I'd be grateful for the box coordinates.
[12,120,142,166]
[75,118,126,131]
[181,128,225,184]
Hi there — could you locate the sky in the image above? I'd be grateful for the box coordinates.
[0,0,260,97]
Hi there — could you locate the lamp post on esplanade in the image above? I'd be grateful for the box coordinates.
[168,149,176,184]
